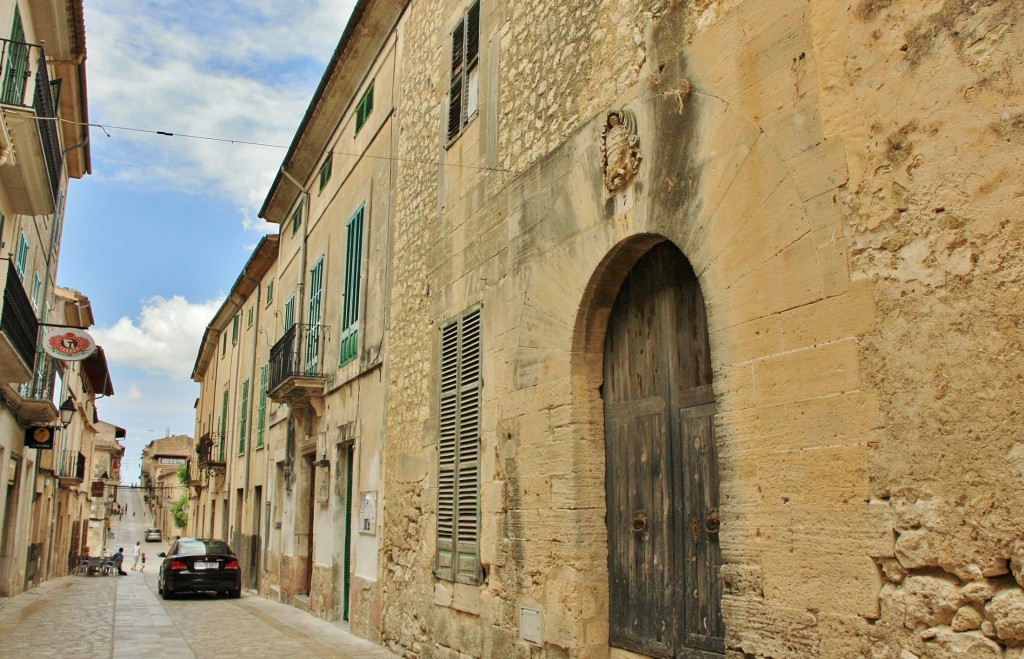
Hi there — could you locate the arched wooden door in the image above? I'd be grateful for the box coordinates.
[603,241,724,657]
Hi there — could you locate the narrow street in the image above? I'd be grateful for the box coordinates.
[0,488,396,658]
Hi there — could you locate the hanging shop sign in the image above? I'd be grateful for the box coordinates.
[91,481,106,497]
[24,426,55,450]
[42,327,97,361]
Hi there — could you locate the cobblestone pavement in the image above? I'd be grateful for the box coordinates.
[0,488,397,658]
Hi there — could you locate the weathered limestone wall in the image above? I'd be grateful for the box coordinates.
[381,0,1023,657]
[808,1,1024,657]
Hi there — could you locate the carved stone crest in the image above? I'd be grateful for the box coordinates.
[600,109,641,193]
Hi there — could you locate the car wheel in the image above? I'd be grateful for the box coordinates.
[161,588,174,600]
[157,580,162,594]
[230,588,241,599]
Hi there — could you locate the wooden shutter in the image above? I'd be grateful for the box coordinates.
[238,379,249,454]
[306,257,324,374]
[284,295,295,330]
[436,306,482,583]
[455,307,481,582]
[256,364,268,448]
[447,17,465,142]
[340,206,363,366]
[219,390,228,461]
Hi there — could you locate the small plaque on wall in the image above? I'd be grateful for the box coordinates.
[316,463,330,503]
[359,491,377,535]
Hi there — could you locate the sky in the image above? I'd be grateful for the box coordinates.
[57,0,356,483]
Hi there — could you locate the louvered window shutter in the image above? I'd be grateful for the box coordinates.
[238,379,249,454]
[447,18,465,142]
[436,307,482,583]
[340,206,364,366]
[256,364,268,448]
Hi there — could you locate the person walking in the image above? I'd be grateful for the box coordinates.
[131,541,141,570]
[139,552,146,573]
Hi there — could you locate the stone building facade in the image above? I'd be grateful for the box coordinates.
[141,434,193,539]
[194,0,1024,657]
[0,0,122,597]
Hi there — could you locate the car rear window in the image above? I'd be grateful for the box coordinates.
[177,540,232,556]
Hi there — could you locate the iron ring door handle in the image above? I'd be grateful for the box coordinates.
[704,508,720,534]
[631,511,647,534]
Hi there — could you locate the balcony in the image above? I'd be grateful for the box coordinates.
[57,450,85,487]
[16,348,56,423]
[196,433,226,476]
[0,260,37,383]
[267,323,327,412]
[0,38,62,215]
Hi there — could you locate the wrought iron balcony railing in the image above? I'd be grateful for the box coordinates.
[196,432,226,475]
[268,323,327,396]
[1,260,38,377]
[0,37,61,205]
[57,450,85,483]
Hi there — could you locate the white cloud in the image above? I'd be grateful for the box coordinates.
[93,295,225,379]
[127,385,142,399]
[83,0,355,209]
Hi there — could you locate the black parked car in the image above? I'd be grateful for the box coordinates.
[157,538,241,599]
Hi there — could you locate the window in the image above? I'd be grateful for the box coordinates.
[291,201,303,236]
[256,364,268,449]
[238,379,249,454]
[355,80,374,135]
[1,6,27,105]
[15,231,28,280]
[318,154,333,193]
[247,306,254,328]
[219,389,228,461]
[49,78,61,112]
[283,294,296,331]
[339,206,364,366]
[447,0,480,144]
[232,313,240,344]
[435,306,482,583]
[221,332,227,356]
[306,257,324,374]
[266,280,274,305]
[31,272,41,310]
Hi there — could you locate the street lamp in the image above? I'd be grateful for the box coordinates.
[59,396,75,428]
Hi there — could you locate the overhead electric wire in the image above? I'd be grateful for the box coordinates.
[43,115,509,173]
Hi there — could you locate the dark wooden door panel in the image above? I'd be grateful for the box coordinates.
[607,405,674,657]
[680,404,725,653]
[604,242,724,658]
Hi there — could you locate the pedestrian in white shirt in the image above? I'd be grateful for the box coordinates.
[131,541,141,570]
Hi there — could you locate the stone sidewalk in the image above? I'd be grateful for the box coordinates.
[0,571,398,658]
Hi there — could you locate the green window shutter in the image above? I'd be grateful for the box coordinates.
[284,294,295,330]
[355,80,374,135]
[247,306,254,327]
[238,379,249,454]
[291,202,302,236]
[15,232,28,280]
[31,272,41,310]
[219,389,228,461]
[232,313,240,344]
[266,280,274,304]
[2,7,28,105]
[339,206,363,366]
[256,364,268,449]
[221,332,227,356]
[318,154,333,192]
[305,257,324,374]
[436,306,482,583]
